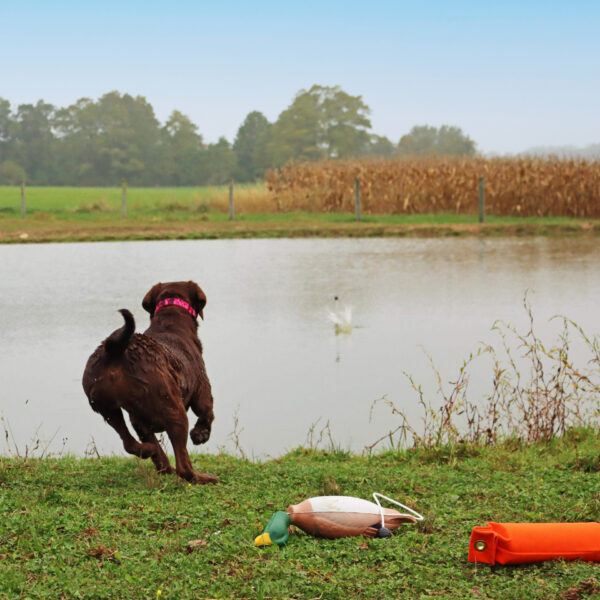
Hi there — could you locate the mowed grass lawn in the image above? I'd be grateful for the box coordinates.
[1,430,600,599]
[1,185,599,243]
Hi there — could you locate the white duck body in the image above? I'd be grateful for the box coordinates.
[327,297,353,334]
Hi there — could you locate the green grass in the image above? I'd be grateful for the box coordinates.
[2,430,600,599]
[0,185,267,218]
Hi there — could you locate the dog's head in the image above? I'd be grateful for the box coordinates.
[142,281,207,320]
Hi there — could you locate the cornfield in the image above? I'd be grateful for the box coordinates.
[265,157,600,217]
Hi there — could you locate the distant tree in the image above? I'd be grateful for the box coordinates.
[233,111,271,181]
[92,92,161,185]
[202,137,236,185]
[161,110,204,185]
[435,125,477,155]
[267,85,372,165]
[54,92,162,185]
[13,100,55,184]
[0,98,14,165]
[319,86,372,158]
[365,134,396,157]
[267,90,321,165]
[0,160,26,184]
[53,98,100,184]
[398,125,437,156]
[398,125,476,156]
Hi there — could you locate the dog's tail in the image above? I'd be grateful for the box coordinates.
[104,309,135,357]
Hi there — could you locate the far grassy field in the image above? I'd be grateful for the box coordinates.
[1,430,600,599]
[0,184,271,217]
[1,185,600,243]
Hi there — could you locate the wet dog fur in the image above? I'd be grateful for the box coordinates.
[82,281,217,484]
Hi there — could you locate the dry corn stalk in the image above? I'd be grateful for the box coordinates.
[265,157,600,216]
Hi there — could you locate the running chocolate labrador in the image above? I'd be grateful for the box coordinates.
[82,281,217,484]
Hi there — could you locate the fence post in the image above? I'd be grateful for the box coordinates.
[355,177,361,221]
[229,182,234,221]
[20,181,25,219]
[121,179,127,218]
[478,176,485,223]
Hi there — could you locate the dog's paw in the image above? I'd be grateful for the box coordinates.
[190,426,210,445]
[193,472,218,485]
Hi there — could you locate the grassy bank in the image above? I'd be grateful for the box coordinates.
[1,430,600,599]
[4,214,600,244]
[2,186,600,243]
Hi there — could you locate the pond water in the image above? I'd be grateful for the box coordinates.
[1,237,599,459]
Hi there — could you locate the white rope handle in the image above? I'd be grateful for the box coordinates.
[372,492,424,529]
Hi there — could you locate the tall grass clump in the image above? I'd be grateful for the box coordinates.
[367,295,600,451]
[266,157,600,217]
[208,182,276,214]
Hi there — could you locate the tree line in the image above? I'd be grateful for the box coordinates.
[0,85,476,186]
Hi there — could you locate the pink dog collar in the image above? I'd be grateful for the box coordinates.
[155,297,197,319]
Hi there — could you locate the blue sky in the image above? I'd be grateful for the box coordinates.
[1,0,598,154]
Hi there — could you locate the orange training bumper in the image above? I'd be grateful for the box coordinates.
[468,522,600,565]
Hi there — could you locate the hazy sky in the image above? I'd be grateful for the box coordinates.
[1,0,598,154]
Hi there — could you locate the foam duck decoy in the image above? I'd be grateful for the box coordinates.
[255,493,423,547]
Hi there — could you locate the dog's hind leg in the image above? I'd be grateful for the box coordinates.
[130,418,174,474]
[164,409,218,484]
[103,409,156,459]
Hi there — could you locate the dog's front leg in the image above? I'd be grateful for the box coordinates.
[103,408,157,459]
[189,388,214,445]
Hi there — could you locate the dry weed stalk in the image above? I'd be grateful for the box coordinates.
[84,437,102,459]
[228,405,247,459]
[1,414,65,459]
[305,418,338,452]
[367,295,600,451]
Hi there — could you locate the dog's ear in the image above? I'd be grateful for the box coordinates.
[188,281,207,320]
[142,283,163,315]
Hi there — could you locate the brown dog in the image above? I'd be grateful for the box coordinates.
[82,281,217,484]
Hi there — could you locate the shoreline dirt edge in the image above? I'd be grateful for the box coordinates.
[2,220,600,244]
